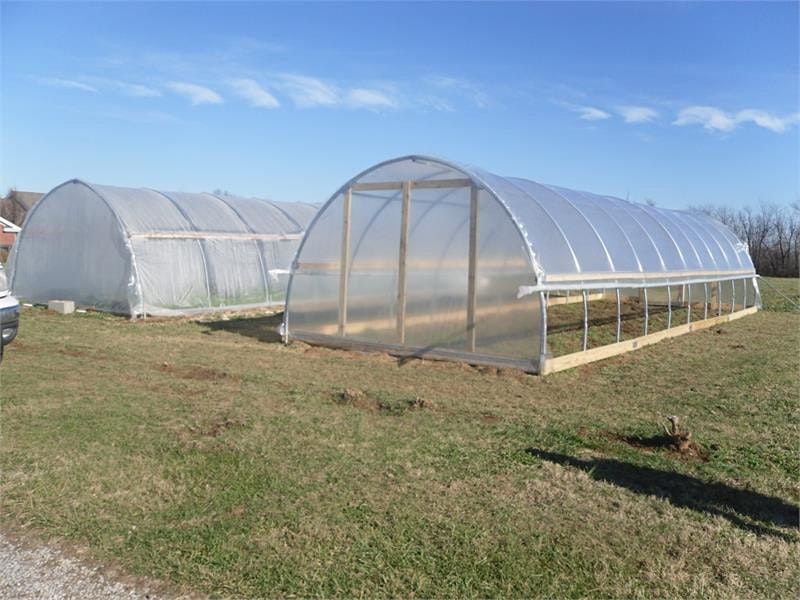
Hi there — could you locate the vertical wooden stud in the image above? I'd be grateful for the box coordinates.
[397,181,411,344]
[467,185,479,352]
[338,188,352,336]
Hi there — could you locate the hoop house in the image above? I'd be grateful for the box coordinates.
[284,156,758,373]
[8,179,317,316]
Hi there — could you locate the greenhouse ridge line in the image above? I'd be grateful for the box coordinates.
[128,232,303,241]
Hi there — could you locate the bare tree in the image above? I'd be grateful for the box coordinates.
[689,202,799,277]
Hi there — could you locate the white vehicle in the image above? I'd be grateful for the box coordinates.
[0,263,20,361]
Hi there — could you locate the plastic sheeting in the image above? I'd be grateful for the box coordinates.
[8,179,317,316]
[285,155,756,370]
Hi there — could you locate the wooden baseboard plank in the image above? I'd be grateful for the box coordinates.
[541,306,758,374]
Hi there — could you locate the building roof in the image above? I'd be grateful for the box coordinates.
[7,191,44,211]
[0,216,21,233]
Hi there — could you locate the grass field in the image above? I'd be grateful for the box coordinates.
[1,277,798,598]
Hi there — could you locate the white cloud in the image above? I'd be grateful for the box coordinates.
[277,74,339,107]
[36,77,98,93]
[673,106,736,131]
[167,81,223,105]
[229,78,280,108]
[618,105,659,123]
[674,105,799,133]
[116,81,161,97]
[734,109,799,133]
[346,88,397,109]
[575,106,611,121]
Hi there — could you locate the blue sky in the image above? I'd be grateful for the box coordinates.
[1,1,798,208]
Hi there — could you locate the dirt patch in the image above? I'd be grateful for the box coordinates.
[174,416,246,450]
[480,413,503,424]
[604,430,709,461]
[335,388,430,415]
[159,362,232,381]
[473,365,527,379]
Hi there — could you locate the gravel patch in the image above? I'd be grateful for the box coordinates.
[0,531,162,599]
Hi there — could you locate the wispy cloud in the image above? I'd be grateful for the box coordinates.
[167,82,223,105]
[618,105,659,123]
[673,105,799,133]
[115,81,161,98]
[416,95,455,112]
[735,108,800,133]
[673,106,736,131]
[35,77,98,93]
[228,78,280,108]
[346,88,397,109]
[575,105,611,121]
[427,76,489,108]
[276,74,339,107]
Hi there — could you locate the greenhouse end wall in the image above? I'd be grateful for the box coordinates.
[284,156,758,373]
[286,159,543,371]
[8,180,317,317]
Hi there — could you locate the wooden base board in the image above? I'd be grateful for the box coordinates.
[540,306,758,375]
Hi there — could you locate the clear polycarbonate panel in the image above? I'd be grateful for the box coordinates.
[345,189,402,344]
[512,179,612,273]
[473,189,540,358]
[359,156,462,184]
[591,196,666,272]
[162,191,251,232]
[614,201,687,271]
[272,202,320,231]
[681,212,733,269]
[91,184,194,233]
[547,186,642,273]
[471,169,576,274]
[648,208,704,270]
[8,181,134,313]
[130,238,209,314]
[286,193,346,334]
[215,195,301,234]
[403,186,469,350]
[203,239,268,307]
[696,215,750,269]
[668,212,719,270]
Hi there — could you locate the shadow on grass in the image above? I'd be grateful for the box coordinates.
[202,314,284,344]
[527,449,799,540]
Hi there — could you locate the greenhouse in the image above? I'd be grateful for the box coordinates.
[8,179,317,316]
[284,155,758,373]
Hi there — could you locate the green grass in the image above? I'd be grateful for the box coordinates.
[758,275,800,312]
[0,277,798,598]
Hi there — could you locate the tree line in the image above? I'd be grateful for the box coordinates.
[691,202,799,277]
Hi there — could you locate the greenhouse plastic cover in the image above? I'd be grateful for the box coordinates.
[8,179,318,316]
[285,155,756,367]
